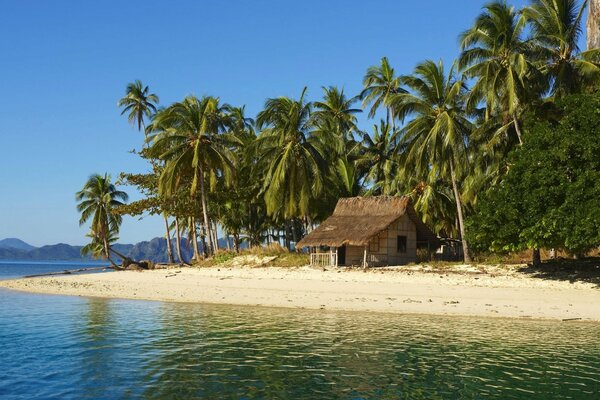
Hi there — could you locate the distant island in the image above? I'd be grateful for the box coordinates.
[0,237,201,262]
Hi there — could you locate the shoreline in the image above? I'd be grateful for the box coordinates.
[1,265,599,321]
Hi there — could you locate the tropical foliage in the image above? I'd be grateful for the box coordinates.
[79,0,599,265]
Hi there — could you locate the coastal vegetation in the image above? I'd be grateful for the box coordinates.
[78,0,600,266]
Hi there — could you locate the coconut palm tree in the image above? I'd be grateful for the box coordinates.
[360,57,405,129]
[313,86,361,140]
[118,80,159,132]
[459,1,537,145]
[76,174,128,266]
[523,0,600,97]
[356,121,399,196]
[393,60,474,262]
[254,88,327,231]
[147,96,239,259]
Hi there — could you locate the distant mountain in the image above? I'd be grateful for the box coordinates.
[0,238,37,251]
[0,237,194,263]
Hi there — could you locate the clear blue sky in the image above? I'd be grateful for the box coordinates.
[0,0,577,246]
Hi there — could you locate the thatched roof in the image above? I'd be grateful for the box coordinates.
[297,196,438,248]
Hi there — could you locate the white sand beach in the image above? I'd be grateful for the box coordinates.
[2,264,599,321]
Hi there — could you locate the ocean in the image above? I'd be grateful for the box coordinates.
[1,261,599,399]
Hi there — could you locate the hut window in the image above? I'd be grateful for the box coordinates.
[369,237,379,252]
[397,236,407,253]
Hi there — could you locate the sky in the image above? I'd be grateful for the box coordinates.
[0,0,579,246]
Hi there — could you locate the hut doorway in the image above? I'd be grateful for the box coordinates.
[338,245,346,266]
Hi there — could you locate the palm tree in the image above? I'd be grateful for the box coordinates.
[118,80,159,132]
[360,57,405,129]
[313,86,361,140]
[254,88,327,240]
[356,121,399,196]
[523,0,600,97]
[393,60,473,262]
[148,96,238,259]
[459,1,537,145]
[76,174,128,266]
[118,81,175,262]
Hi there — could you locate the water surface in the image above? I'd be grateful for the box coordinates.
[1,262,599,399]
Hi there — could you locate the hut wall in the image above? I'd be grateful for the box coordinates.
[367,214,417,265]
[345,246,366,266]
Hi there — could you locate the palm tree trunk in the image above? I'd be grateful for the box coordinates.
[513,114,524,145]
[174,218,186,264]
[291,219,298,250]
[163,215,174,263]
[103,237,117,267]
[390,107,395,130]
[190,218,201,261]
[212,220,219,252]
[450,161,472,263]
[225,234,231,250]
[198,164,214,256]
[234,233,240,253]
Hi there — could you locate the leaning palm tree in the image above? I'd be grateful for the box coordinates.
[360,57,405,128]
[393,60,474,262]
[523,0,600,97]
[459,1,538,145]
[254,88,327,228]
[118,80,159,132]
[147,96,238,259]
[76,174,128,266]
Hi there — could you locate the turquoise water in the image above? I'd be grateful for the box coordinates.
[1,262,599,399]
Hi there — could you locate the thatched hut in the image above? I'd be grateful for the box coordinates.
[297,196,438,267]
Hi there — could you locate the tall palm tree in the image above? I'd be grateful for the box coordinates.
[360,57,405,129]
[148,96,238,259]
[254,88,327,226]
[76,174,128,266]
[523,0,600,96]
[393,60,473,262]
[118,81,175,262]
[118,80,159,132]
[459,1,536,145]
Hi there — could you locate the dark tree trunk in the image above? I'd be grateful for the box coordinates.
[234,233,240,253]
[532,248,541,267]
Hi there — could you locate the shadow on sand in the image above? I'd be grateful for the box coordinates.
[519,257,600,288]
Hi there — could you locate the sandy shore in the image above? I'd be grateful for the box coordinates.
[1,265,599,321]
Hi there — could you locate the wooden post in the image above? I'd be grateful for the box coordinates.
[363,246,368,268]
[335,247,338,267]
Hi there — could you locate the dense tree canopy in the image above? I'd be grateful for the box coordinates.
[467,93,600,258]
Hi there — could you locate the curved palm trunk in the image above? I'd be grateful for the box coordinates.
[450,161,472,263]
[174,218,186,264]
[588,0,600,50]
[163,215,174,263]
[198,164,214,256]
[513,114,524,145]
[103,237,117,267]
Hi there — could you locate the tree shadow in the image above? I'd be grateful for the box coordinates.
[518,257,600,288]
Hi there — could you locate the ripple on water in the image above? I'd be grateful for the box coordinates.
[1,289,600,399]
